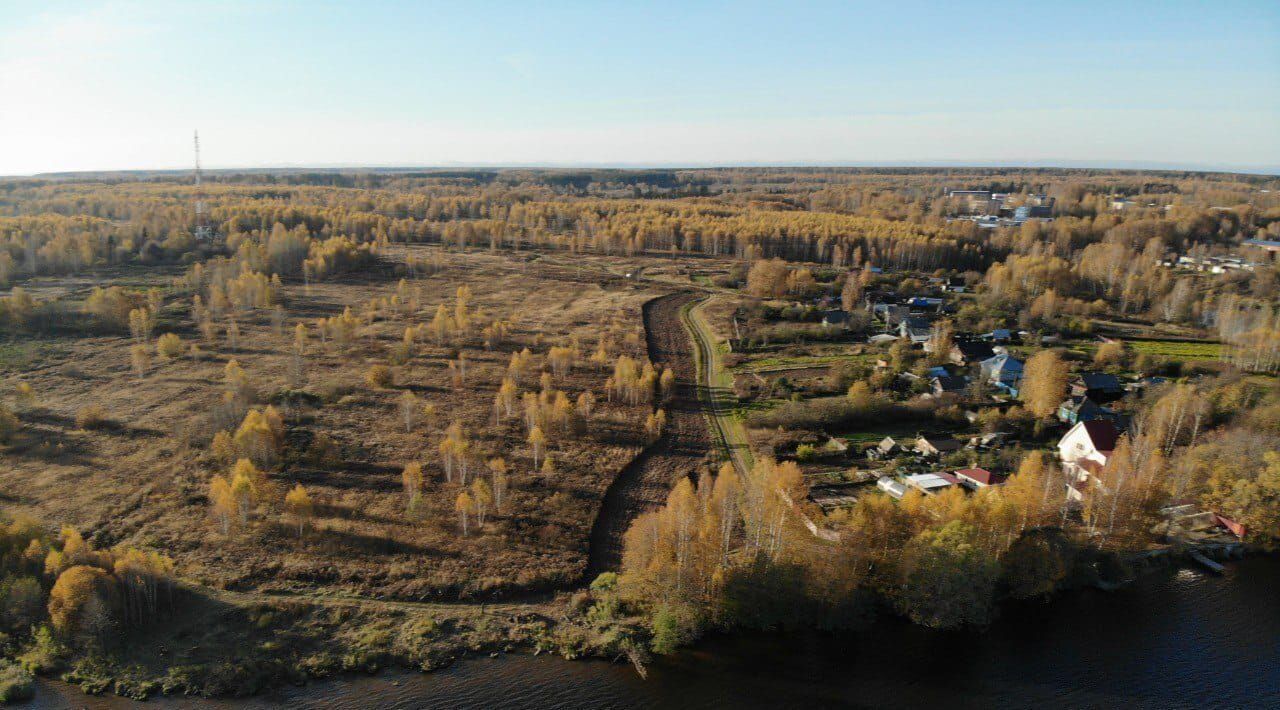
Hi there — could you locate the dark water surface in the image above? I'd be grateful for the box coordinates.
[30,556,1280,709]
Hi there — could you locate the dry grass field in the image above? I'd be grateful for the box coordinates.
[0,247,683,600]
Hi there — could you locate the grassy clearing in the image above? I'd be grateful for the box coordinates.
[0,340,65,371]
[1128,339,1223,361]
[732,353,871,373]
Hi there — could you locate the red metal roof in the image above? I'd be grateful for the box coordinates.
[1081,420,1120,453]
[954,467,1002,485]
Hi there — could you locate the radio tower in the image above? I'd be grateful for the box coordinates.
[193,130,214,241]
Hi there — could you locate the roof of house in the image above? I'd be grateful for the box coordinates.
[877,436,900,453]
[905,472,960,490]
[902,316,933,330]
[917,435,963,452]
[982,353,1023,371]
[821,309,851,324]
[877,478,908,498]
[932,375,969,393]
[1060,395,1107,415]
[1078,372,1123,392]
[954,467,1003,486]
[953,341,996,361]
[1079,420,1120,454]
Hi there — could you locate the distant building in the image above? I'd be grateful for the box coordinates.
[821,310,852,329]
[916,434,964,458]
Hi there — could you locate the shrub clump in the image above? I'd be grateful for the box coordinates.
[365,365,395,389]
[0,659,35,703]
[74,405,109,430]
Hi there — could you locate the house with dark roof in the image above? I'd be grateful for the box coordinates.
[949,340,996,365]
[1072,372,1125,404]
[1057,395,1119,425]
[931,375,969,396]
[899,317,933,344]
[820,310,852,329]
[915,434,963,457]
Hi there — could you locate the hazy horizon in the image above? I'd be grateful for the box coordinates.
[17,158,1280,180]
[2,0,1278,176]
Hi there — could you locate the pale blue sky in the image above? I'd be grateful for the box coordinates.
[1,0,1278,174]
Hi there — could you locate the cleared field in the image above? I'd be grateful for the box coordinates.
[0,247,673,601]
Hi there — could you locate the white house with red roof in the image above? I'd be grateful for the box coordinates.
[1057,420,1121,500]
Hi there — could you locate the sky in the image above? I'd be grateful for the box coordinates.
[1,0,1278,175]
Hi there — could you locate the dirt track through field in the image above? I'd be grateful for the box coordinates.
[584,291,710,579]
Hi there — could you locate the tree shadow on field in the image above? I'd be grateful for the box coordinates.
[309,524,448,557]
[287,464,401,493]
[22,410,167,439]
[314,501,406,527]
[277,298,348,320]
[583,418,648,448]
[2,424,95,466]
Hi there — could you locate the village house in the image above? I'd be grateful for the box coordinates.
[866,436,901,461]
[949,340,996,366]
[980,353,1023,393]
[820,309,852,330]
[868,302,911,326]
[915,434,963,458]
[931,374,969,396]
[954,467,1005,489]
[1057,420,1121,499]
[1071,372,1125,404]
[899,317,933,344]
[1057,395,1119,425]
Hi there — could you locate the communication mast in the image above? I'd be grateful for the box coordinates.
[193,130,215,241]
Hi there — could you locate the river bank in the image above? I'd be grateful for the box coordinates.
[26,555,1280,709]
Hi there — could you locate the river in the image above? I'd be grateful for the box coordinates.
[29,556,1280,709]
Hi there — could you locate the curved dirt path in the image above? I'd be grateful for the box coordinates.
[584,291,710,579]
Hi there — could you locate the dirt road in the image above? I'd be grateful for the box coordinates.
[584,291,710,579]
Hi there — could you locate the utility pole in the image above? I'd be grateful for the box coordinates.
[193,130,214,241]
